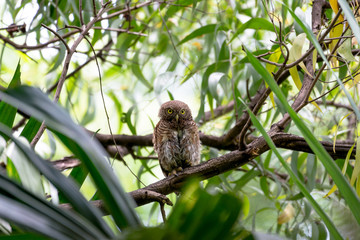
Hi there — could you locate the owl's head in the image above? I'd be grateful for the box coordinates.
[159,100,193,122]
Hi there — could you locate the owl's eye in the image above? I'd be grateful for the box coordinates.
[167,109,173,114]
[180,109,186,115]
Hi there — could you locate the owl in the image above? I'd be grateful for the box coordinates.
[153,100,201,177]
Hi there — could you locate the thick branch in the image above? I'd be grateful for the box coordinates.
[272,133,355,159]
[276,0,326,129]
[56,129,354,211]
[218,69,290,147]
[52,157,81,171]
[61,190,173,214]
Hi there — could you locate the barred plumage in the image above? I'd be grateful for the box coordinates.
[153,100,201,177]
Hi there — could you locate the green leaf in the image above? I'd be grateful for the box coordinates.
[80,88,96,126]
[284,4,360,120]
[337,29,357,62]
[338,0,360,51]
[260,176,270,198]
[0,123,113,238]
[131,51,152,90]
[177,24,227,46]
[244,48,346,239]
[230,18,279,42]
[91,22,102,46]
[126,105,137,135]
[0,102,17,140]
[233,167,260,190]
[166,181,242,240]
[6,140,44,196]
[0,61,21,140]
[0,233,49,240]
[0,174,107,240]
[195,62,229,122]
[6,157,21,184]
[208,72,225,102]
[306,154,317,191]
[109,91,123,133]
[9,60,21,88]
[59,164,89,204]
[20,117,42,142]
[0,86,141,230]
[165,0,193,20]
[167,90,174,100]
[166,53,179,71]
[48,44,66,73]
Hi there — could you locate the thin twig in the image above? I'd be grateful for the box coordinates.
[31,2,111,147]
[63,25,83,31]
[47,39,114,93]
[100,0,165,20]
[92,0,97,16]
[12,117,27,131]
[0,30,79,51]
[79,0,85,26]
[41,24,70,53]
[158,7,192,74]
[84,35,147,187]
[92,27,148,36]
[160,203,167,222]
[309,77,353,103]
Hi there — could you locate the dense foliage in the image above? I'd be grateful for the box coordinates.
[1,0,360,239]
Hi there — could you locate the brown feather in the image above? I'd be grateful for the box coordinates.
[153,100,201,177]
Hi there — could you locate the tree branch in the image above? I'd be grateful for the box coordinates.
[31,2,111,147]
[0,30,79,51]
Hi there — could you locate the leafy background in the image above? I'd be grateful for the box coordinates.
[0,0,360,239]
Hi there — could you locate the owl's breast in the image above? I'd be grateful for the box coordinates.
[177,129,184,142]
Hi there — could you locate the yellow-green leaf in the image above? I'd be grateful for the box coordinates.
[266,48,282,108]
[289,33,321,112]
[329,20,343,67]
[289,33,312,77]
[350,128,360,187]
[324,143,355,197]
[277,203,295,224]
[330,0,344,22]
[338,29,357,62]
[333,112,352,153]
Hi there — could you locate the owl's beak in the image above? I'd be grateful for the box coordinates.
[175,114,179,122]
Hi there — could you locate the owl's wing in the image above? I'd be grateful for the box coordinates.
[153,121,160,152]
[159,163,170,177]
[181,121,201,166]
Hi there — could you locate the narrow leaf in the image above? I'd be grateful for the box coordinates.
[284,4,360,119]
[20,117,42,142]
[0,174,107,240]
[245,46,359,235]
[0,61,21,140]
[178,24,227,46]
[0,86,141,230]
[288,33,321,111]
[0,123,114,238]
[9,60,21,88]
[324,143,355,197]
[131,51,152,90]
[266,48,282,107]
[6,139,44,196]
[230,18,279,42]
[350,134,360,186]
